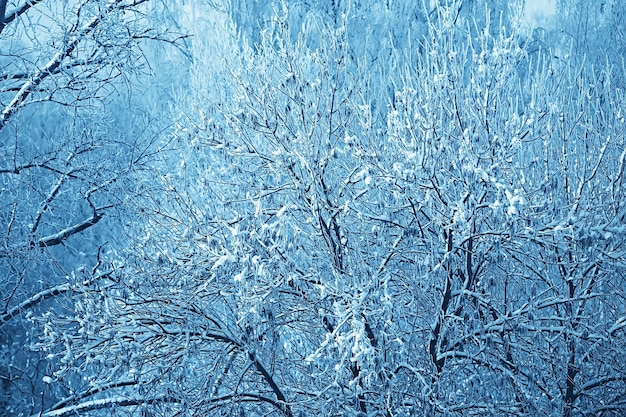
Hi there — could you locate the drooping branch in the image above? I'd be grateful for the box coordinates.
[31,396,181,417]
[119,318,293,416]
[0,283,71,328]
[0,271,111,327]
[32,392,288,417]
[47,379,139,413]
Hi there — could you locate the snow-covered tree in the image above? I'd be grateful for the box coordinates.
[28,0,626,416]
[554,0,625,60]
[0,1,186,415]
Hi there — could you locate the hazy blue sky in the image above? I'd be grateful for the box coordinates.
[523,0,557,26]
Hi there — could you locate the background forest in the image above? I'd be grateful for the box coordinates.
[1,0,625,416]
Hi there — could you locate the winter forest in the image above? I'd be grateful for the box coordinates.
[1,0,625,416]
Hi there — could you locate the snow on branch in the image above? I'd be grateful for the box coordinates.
[0,0,141,130]
[37,212,104,247]
[0,270,111,327]
[33,396,180,417]
[34,392,289,417]
[0,0,44,34]
[0,283,70,327]
[609,316,626,336]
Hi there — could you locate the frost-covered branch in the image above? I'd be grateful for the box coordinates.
[0,271,111,327]
[36,211,105,247]
[0,0,44,34]
[32,396,181,417]
[0,283,71,328]
[0,0,147,130]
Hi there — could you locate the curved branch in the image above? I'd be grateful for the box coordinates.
[147,323,293,416]
[32,396,181,417]
[48,379,138,413]
[0,271,111,327]
[0,283,70,327]
[34,392,289,417]
[0,0,7,33]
